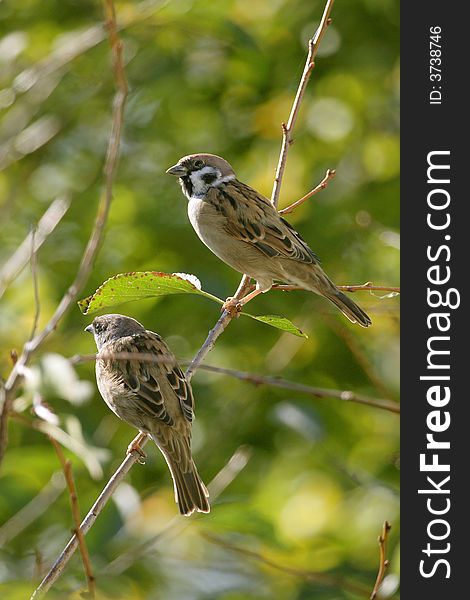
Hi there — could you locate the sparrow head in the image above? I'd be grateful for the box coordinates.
[85,313,146,350]
[166,153,236,199]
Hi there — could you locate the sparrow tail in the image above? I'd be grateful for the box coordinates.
[324,289,372,328]
[171,458,210,516]
[156,441,210,516]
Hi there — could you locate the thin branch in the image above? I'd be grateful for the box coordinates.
[184,311,234,382]
[202,532,370,596]
[29,228,41,341]
[69,353,399,414]
[77,351,184,366]
[337,283,400,295]
[0,0,128,468]
[0,196,71,299]
[278,168,336,215]
[184,274,252,382]
[30,432,148,600]
[272,283,400,294]
[49,437,95,598]
[184,364,400,414]
[370,521,392,600]
[103,0,128,176]
[271,0,335,208]
[31,440,247,594]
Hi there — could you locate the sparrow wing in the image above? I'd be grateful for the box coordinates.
[105,333,194,425]
[155,337,195,423]
[212,181,320,265]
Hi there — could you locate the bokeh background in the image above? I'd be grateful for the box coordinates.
[0,0,399,598]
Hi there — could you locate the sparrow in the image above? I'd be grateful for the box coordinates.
[166,154,371,327]
[85,313,209,516]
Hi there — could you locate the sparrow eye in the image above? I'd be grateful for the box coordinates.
[193,159,204,169]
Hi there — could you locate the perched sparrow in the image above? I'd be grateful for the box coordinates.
[167,154,371,327]
[85,313,209,516]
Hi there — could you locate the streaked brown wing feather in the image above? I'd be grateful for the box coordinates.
[211,181,319,265]
[158,348,194,423]
[106,333,194,425]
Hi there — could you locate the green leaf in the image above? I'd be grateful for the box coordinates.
[242,313,308,338]
[78,271,223,315]
[78,271,307,338]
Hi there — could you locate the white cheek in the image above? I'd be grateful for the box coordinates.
[217,174,236,185]
[189,171,208,197]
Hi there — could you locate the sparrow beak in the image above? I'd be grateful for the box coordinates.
[166,164,187,177]
[84,324,94,334]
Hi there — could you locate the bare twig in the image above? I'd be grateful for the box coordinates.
[202,532,370,596]
[102,0,128,175]
[184,311,235,382]
[69,353,399,414]
[30,432,149,600]
[0,196,71,299]
[0,0,128,467]
[337,283,400,295]
[185,364,400,414]
[272,283,400,294]
[31,441,248,593]
[184,274,252,382]
[278,169,336,215]
[370,521,392,599]
[49,437,95,598]
[29,228,41,341]
[271,0,335,208]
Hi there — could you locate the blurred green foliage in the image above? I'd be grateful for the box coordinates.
[0,0,399,598]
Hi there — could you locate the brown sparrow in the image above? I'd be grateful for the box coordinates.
[85,313,209,516]
[167,154,371,327]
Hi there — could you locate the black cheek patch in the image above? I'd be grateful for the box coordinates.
[201,173,218,184]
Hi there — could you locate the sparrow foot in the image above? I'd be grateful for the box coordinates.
[222,297,243,317]
[127,438,147,464]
